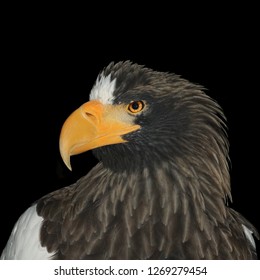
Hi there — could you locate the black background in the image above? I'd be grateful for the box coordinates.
[1,6,259,258]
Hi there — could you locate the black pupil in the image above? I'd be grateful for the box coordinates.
[132,101,140,110]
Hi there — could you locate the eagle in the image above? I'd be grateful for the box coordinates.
[1,60,259,259]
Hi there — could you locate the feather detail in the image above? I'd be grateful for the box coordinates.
[3,61,258,260]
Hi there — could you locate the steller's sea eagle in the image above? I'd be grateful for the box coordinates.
[1,60,259,259]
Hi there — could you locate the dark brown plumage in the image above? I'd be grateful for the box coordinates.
[2,61,259,259]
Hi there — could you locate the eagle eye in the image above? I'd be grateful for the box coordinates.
[127,101,145,114]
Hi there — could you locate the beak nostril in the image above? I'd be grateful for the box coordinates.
[80,101,103,123]
[84,112,98,123]
[85,112,93,117]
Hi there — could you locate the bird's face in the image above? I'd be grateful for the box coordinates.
[59,98,145,170]
[59,61,226,172]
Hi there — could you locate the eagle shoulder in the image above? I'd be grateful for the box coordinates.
[1,204,52,260]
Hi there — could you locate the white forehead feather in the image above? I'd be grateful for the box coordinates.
[89,73,116,104]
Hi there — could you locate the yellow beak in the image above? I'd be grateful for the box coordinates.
[59,100,140,170]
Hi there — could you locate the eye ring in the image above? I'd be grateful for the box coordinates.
[127,101,145,114]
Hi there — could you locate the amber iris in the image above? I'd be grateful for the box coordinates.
[127,101,145,113]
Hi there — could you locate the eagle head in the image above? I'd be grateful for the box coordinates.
[59,60,229,181]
